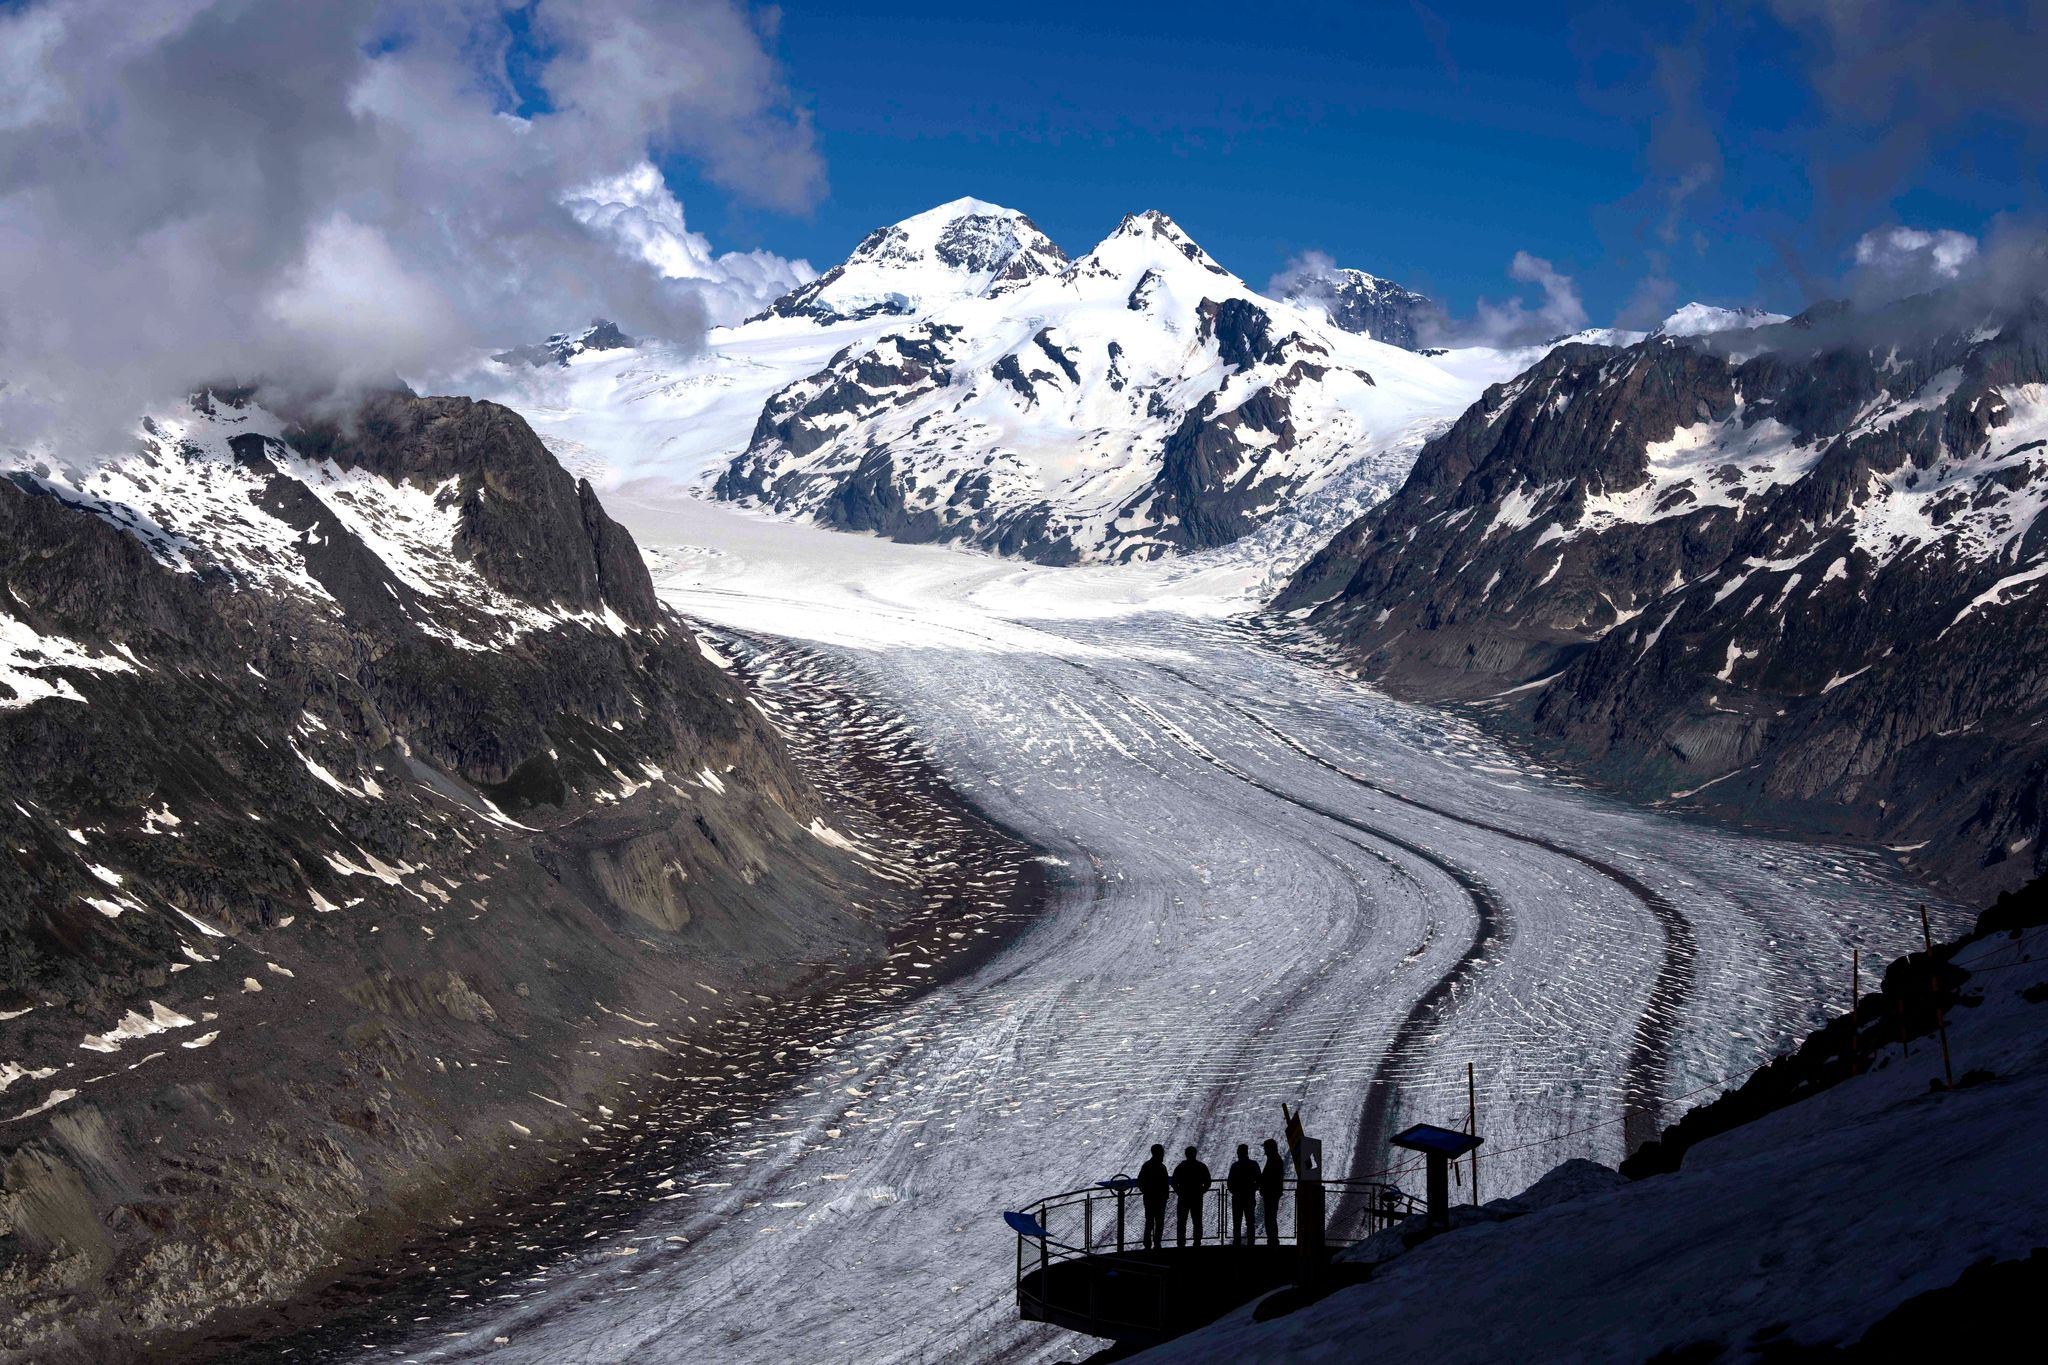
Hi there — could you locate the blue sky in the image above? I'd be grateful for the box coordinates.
[662,0,2047,325]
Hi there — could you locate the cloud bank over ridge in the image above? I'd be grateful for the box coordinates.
[0,0,820,448]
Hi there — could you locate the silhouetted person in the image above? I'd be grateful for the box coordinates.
[1227,1143,1261,1245]
[1259,1137,1286,1245]
[1172,1145,1213,1246]
[1137,1144,1170,1250]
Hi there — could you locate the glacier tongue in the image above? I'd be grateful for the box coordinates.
[348,489,1945,1365]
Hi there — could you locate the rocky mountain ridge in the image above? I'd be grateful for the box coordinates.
[1280,291,2048,895]
[0,389,949,1359]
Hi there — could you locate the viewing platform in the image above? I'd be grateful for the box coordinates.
[1010,1177,1424,1347]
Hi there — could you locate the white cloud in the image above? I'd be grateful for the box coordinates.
[1851,226,1981,290]
[535,0,822,215]
[264,215,467,379]
[564,163,814,327]
[1266,248,1343,301]
[0,0,822,449]
[1440,250,1589,348]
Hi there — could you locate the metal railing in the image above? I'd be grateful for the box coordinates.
[1012,1177,1422,1338]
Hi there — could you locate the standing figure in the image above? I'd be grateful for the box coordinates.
[1226,1143,1261,1245]
[1137,1144,1171,1251]
[1259,1137,1287,1245]
[1172,1145,1213,1246]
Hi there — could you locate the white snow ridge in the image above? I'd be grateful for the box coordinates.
[1655,302,1791,336]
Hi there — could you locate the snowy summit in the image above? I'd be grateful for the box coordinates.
[751,196,1069,324]
[1274,260,1436,350]
[1654,302,1792,337]
[713,203,1497,563]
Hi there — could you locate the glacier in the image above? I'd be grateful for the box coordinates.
[293,489,1955,1365]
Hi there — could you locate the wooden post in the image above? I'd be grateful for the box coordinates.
[1466,1062,1480,1206]
[1920,903,1955,1089]
[1849,948,1861,1077]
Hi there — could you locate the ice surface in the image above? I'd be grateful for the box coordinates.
[370,491,1946,1364]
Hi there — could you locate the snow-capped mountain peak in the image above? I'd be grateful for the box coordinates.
[1274,262,1435,351]
[712,202,1501,564]
[752,197,1069,324]
[479,197,1523,569]
[897,194,1028,234]
[492,318,636,369]
[1315,265,1409,298]
[1066,209,1232,284]
[1654,301,1791,337]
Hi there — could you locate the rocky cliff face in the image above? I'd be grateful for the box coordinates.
[1280,294,2048,896]
[717,209,1483,564]
[0,390,912,1359]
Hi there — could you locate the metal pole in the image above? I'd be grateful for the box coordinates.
[1116,1188,1126,1252]
[1085,1194,1094,1251]
[1850,947,1861,1077]
[1920,903,1954,1089]
[1467,1062,1479,1206]
[1295,1179,1326,1284]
